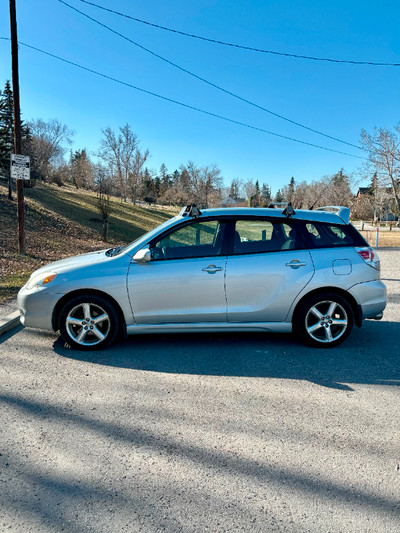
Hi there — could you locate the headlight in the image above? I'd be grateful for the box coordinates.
[26,272,58,290]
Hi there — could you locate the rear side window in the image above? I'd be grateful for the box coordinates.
[232,219,304,255]
[303,222,366,248]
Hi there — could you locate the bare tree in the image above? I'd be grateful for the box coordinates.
[98,124,142,202]
[26,118,74,181]
[328,170,353,207]
[128,147,149,204]
[229,178,243,201]
[181,162,223,207]
[202,164,223,207]
[291,180,309,208]
[244,179,256,202]
[360,124,400,215]
[159,185,189,206]
[352,195,374,221]
[184,161,201,203]
[289,171,353,210]
[48,163,69,187]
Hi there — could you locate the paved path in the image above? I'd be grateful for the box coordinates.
[0,251,399,532]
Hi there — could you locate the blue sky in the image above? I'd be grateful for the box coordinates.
[1,0,399,193]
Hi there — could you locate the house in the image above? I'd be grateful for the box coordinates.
[355,186,398,221]
[355,187,373,200]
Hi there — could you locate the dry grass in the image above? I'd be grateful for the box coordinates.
[359,229,400,247]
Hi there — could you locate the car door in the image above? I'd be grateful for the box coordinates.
[225,218,315,322]
[127,219,228,324]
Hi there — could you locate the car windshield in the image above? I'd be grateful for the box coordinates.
[109,216,180,257]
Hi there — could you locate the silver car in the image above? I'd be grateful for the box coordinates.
[17,204,386,350]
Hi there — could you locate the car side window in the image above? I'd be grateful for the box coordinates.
[232,220,303,255]
[304,222,354,248]
[152,220,224,260]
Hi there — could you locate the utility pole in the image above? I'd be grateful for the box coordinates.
[9,0,25,254]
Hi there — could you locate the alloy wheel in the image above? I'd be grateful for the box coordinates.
[65,302,111,347]
[305,300,348,344]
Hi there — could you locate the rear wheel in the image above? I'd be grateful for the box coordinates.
[294,292,354,347]
[59,294,119,350]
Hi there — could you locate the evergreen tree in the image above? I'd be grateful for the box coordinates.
[171,170,180,186]
[159,163,171,196]
[159,163,168,180]
[0,80,30,177]
[0,81,15,197]
[255,180,261,206]
[0,81,14,156]
[288,176,295,203]
[153,176,161,200]
[274,189,284,203]
[330,169,353,207]
[260,183,272,206]
[142,167,155,203]
[370,172,378,195]
[179,168,191,194]
[70,149,94,189]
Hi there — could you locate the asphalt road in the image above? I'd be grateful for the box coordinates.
[0,250,399,532]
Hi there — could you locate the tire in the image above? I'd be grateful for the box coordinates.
[58,294,119,351]
[294,292,354,348]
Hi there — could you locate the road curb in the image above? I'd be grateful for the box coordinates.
[0,311,21,336]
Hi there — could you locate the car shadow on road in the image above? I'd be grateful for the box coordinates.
[55,320,400,391]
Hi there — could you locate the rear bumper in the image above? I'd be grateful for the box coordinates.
[348,280,387,321]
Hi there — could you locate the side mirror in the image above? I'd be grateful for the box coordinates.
[133,247,152,263]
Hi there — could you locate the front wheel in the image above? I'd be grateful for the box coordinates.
[294,293,354,347]
[58,294,119,350]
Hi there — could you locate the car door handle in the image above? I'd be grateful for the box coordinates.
[202,265,223,273]
[286,260,307,269]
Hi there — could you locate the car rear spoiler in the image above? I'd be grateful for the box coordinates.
[315,206,350,223]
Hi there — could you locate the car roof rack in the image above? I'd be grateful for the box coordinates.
[179,203,202,218]
[315,206,350,223]
[282,202,295,219]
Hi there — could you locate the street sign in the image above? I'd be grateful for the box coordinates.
[11,153,30,180]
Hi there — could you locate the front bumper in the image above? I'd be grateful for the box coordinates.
[348,279,387,320]
[17,286,63,331]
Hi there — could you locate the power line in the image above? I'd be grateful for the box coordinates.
[76,0,400,67]
[57,0,364,152]
[0,36,366,160]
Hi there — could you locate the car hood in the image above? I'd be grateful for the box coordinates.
[31,249,109,277]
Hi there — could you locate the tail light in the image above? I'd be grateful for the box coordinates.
[355,247,380,270]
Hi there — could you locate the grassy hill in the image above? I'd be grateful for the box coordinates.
[0,182,178,303]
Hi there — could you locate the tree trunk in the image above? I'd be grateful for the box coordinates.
[102,220,109,242]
